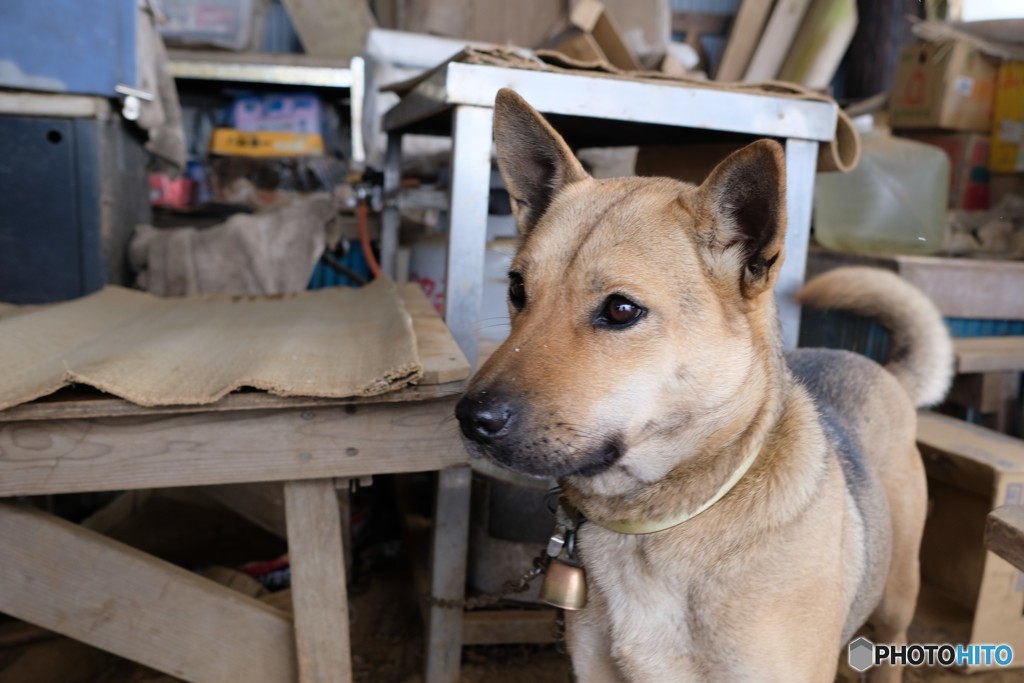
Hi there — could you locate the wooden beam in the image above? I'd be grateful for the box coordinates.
[743,0,812,82]
[462,609,558,645]
[715,0,772,81]
[0,503,296,683]
[399,283,471,385]
[986,505,1024,572]
[0,398,465,496]
[424,467,472,683]
[285,479,352,682]
[282,0,376,61]
[955,337,1024,374]
[670,11,732,37]
[203,481,288,538]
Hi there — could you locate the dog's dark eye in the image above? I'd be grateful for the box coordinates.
[596,295,645,328]
[508,272,526,310]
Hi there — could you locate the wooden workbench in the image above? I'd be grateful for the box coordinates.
[0,284,472,683]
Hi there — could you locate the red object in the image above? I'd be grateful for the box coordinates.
[238,554,290,578]
[149,173,196,209]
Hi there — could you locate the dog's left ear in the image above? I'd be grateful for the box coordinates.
[698,139,787,296]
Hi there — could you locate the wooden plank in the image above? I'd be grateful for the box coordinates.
[0,503,296,683]
[806,248,1024,320]
[955,337,1024,374]
[285,479,352,682]
[281,0,376,61]
[743,0,812,82]
[0,398,466,496]
[462,609,558,645]
[715,0,773,81]
[985,505,1024,572]
[916,411,1024,495]
[400,283,471,385]
[425,466,471,683]
[202,481,288,538]
[671,11,731,37]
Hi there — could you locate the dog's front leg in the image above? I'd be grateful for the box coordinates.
[564,592,626,683]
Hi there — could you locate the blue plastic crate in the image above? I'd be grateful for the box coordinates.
[798,309,1024,365]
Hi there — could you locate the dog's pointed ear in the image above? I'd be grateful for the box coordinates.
[493,88,589,235]
[698,139,787,296]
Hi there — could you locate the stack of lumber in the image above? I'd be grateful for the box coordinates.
[701,0,858,88]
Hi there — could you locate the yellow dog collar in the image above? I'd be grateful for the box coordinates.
[587,442,762,535]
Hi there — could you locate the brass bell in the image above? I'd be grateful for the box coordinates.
[540,559,588,610]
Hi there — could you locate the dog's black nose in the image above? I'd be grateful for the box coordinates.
[455,392,513,443]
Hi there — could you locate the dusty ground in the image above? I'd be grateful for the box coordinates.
[1,557,1022,682]
[0,488,1020,682]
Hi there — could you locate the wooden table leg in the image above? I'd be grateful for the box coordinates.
[425,466,472,683]
[285,479,352,683]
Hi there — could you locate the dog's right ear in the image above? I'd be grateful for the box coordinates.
[493,89,589,235]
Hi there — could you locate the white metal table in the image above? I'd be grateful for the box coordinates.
[381,62,839,365]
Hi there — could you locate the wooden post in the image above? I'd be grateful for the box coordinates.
[285,479,352,683]
[425,466,472,683]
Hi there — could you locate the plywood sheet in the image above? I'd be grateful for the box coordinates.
[0,278,422,410]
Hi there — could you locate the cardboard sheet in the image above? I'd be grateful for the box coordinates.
[0,279,422,410]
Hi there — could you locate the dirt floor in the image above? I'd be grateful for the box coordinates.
[0,487,1021,682]
[4,560,1019,683]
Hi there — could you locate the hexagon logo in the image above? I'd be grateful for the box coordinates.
[848,637,875,672]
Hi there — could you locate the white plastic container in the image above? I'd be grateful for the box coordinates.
[814,121,950,256]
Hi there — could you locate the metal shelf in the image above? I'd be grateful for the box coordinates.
[167,50,365,165]
[168,50,355,88]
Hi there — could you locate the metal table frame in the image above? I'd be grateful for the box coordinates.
[381,62,839,365]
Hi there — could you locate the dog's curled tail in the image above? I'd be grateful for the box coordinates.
[797,266,953,407]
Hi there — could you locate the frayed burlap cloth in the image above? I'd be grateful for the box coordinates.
[0,278,422,410]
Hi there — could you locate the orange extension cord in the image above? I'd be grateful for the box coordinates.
[357,198,382,279]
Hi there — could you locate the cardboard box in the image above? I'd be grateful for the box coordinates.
[916,412,1024,671]
[554,0,644,71]
[209,128,325,157]
[992,62,1024,173]
[891,41,998,132]
[635,143,741,185]
[901,132,990,210]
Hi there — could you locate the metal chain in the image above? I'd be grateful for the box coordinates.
[425,489,579,612]
[425,553,550,610]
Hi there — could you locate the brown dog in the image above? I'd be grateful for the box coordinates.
[455,89,953,682]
